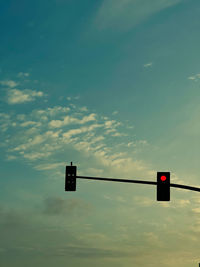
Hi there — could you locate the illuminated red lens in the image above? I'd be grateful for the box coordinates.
[161,175,167,181]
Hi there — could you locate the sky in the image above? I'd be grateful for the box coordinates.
[1,0,200,266]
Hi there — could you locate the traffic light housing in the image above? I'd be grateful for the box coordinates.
[157,172,170,201]
[65,162,76,191]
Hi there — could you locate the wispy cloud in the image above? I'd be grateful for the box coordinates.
[112,110,118,115]
[48,113,97,128]
[192,207,200,214]
[0,80,18,88]
[6,89,45,104]
[94,0,182,32]
[188,73,200,82]
[1,101,153,181]
[127,140,148,147]
[17,72,30,78]
[144,62,153,68]
[66,95,80,101]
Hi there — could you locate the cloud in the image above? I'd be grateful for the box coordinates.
[20,121,41,127]
[188,73,200,82]
[0,80,18,88]
[17,72,30,78]
[133,196,154,207]
[34,162,65,171]
[127,140,148,147]
[144,62,153,68]
[104,119,121,129]
[12,134,46,151]
[94,0,182,32]
[0,204,89,260]
[48,113,97,128]
[1,102,154,185]
[62,123,103,140]
[23,151,52,160]
[176,199,190,207]
[0,113,12,133]
[43,197,93,216]
[192,207,200,214]
[79,106,88,112]
[48,245,132,258]
[66,95,80,101]
[6,89,45,104]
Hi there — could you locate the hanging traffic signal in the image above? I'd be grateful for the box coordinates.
[157,172,170,201]
[65,162,76,191]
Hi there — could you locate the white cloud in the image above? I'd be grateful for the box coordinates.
[127,140,148,147]
[144,62,153,68]
[188,76,196,80]
[0,80,18,88]
[111,132,127,137]
[48,119,64,128]
[48,113,97,128]
[188,73,200,82]
[79,106,88,112]
[84,167,104,176]
[1,103,154,184]
[127,142,134,147]
[23,151,52,160]
[7,89,44,104]
[62,123,103,140]
[34,162,65,171]
[66,96,80,101]
[45,130,62,138]
[12,134,46,152]
[104,120,118,128]
[6,155,17,161]
[32,106,70,119]
[17,72,30,78]
[20,121,41,127]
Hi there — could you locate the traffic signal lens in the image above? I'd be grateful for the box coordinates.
[161,175,167,181]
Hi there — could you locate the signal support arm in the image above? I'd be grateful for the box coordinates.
[77,176,200,193]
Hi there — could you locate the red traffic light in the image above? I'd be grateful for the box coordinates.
[157,172,170,201]
[161,175,167,181]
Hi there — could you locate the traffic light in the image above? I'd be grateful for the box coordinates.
[157,172,170,201]
[65,162,76,191]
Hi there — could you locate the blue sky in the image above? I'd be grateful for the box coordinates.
[1,0,200,266]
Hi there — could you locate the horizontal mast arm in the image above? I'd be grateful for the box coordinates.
[77,176,200,192]
[170,183,200,192]
[77,176,157,185]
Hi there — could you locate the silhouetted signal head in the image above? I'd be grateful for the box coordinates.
[157,172,170,201]
[65,164,77,191]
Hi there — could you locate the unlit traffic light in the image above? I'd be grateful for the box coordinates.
[65,162,76,191]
